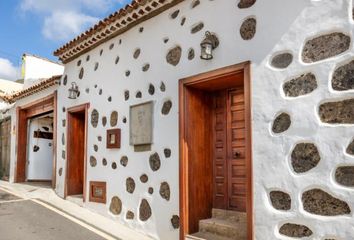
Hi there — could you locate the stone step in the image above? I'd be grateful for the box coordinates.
[199,218,247,239]
[186,232,234,240]
[66,195,84,207]
[212,208,247,223]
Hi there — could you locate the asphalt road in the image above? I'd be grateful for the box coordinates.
[0,190,107,240]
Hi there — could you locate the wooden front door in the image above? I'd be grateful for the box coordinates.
[67,110,86,196]
[213,88,246,212]
[0,118,11,181]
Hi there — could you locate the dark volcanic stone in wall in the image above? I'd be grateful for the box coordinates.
[291,143,320,173]
[112,162,117,169]
[191,22,204,34]
[160,82,166,92]
[126,211,134,220]
[164,148,171,158]
[171,215,180,229]
[272,113,291,134]
[149,153,161,171]
[181,17,186,26]
[139,199,152,221]
[58,168,63,176]
[124,90,129,101]
[133,48,141,59]
[162,100,172,115]
[94,145,98,152]
[283,73,317,97]
[79,68,84,79]
[188,48,195,60]
[121,156,128,167]
[270,191,291,210]
[271,53,293,69]
[126,178,136,194]
[335,166,354,187]
[170,10,180,19]
[347,139,354,155]
[160,182,171,201]
[191,0,200,8]
[102,116,107,127]
[91,109,99,128]
[302,189,351,216]
[90,156,97,167]
[63,75,68,85]
[62,151,66,159]
[148,187,154,194]
[62,133,65,145]
[240,18,256,40]
[302,33,351,63]
[279,223,313,238]
[142,63,150,72]
[166,46,182,66]
[238,0,256,8]
[102,158,107,166]
[140,174,148,183]
[110,111,118,127]
[148,84,155,95]
[319,99,354,124]
[109,196,122,215]
[332,59,354,91]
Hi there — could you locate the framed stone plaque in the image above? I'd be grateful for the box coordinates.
[89,181,106,204]
[130,101,153,146]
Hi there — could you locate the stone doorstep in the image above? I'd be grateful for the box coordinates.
[65,195,84,207]
[212,208,247,223]
[186,232,234,240]
[199,218,247,239]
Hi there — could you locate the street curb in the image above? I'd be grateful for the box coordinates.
[34,198,122,240]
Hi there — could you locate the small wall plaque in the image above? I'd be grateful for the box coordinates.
[89,181,106,203]
[130,101,153,146]
[106,129,121,149]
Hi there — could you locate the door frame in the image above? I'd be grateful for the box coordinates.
[64,103,89,202]
[15,92,57,189]
[179,62,253,239]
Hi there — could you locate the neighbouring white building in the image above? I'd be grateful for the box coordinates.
[7,0,354,240]
[0,54,63,185]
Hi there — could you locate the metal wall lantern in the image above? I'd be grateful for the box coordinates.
[200,31,219,60]
[68,82,80,99]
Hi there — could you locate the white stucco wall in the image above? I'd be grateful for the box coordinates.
[23,55,64,88]
[56,0,354,239]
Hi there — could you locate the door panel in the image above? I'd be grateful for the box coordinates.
[228,89,247,212]
[67,111,85,196]
[213,91,228,209]
[213,88,247,212]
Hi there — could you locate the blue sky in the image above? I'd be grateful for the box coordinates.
[0,0,130,80]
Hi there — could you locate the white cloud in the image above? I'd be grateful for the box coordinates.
[0,58,20,81]
[20,0,130,42]
[43,11,98,41]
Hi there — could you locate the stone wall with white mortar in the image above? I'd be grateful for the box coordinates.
[56,0,354,239]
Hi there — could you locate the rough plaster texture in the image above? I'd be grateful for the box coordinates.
[53,0,354,239]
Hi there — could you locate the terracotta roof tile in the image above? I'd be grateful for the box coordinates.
[54,0,183,63]
[0,75,61,104]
